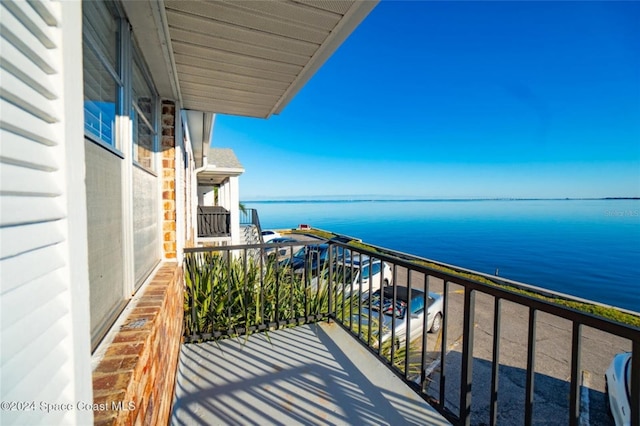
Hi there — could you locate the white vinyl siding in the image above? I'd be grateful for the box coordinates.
[1,1,93,425]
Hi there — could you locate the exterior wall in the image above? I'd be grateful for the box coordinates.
[228,176,241,245]
[92,263,183,426]
[198,184,215,206]
[218,181,228,209]
[0,1,93,424]
[178,114,196,251]
[82,10,183,426]
[90,99,184,425]
[185,132,197,250]
[1,2,238,426]
[162,100,177,259]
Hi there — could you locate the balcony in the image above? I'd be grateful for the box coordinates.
[197,206,230,238]
[173,233,640,425]
[172,322,449,424]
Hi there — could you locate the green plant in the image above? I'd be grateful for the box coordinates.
[183,248,417,371]
[184,252,340,341]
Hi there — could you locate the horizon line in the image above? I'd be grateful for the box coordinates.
[242,196,640,203]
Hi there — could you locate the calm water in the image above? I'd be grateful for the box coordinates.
[246,199,640,312]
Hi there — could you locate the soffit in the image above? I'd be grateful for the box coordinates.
[162,0,377,118]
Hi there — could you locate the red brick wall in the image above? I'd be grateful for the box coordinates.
[162,101,177,259]
[92,263,183,426]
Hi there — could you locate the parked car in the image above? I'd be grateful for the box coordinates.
[335,255,392,298]
[261,230,281,243]
[605,352,633,426]
[354,286,443,348]
[279,244,348,274]
[264,237,300,261]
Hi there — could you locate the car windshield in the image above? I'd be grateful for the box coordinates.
[360,262,382,279]
[335,262,376,283]
[291,245,347,263]
[292,247,306,260]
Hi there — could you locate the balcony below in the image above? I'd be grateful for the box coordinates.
[171,321,450,425]
[197,206,230,239]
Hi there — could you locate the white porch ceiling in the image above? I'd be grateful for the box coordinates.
[126,0,377,119]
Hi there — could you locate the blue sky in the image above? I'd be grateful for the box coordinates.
[213,1,640,200]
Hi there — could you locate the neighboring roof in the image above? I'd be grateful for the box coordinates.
[197,147,245,185]
[124,0,378,118]
[207,147,243,169]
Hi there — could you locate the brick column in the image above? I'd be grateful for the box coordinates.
[161,100,177,259]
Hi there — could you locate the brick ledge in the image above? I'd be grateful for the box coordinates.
[92,263,183,425]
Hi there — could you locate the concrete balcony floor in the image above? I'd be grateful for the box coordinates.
[171,322,450,425]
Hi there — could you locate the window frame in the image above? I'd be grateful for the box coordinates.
[131,44,159,173]
[82,1,124,154]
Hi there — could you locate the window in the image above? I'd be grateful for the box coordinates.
[132,51,157,171]
[82,1,121,148]
[82,0,162,350]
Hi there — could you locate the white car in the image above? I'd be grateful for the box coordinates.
[335,256,392,298]
[605,352,633,426]
[261,230,281,243]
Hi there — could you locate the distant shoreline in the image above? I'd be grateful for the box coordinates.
[243,197,640,204]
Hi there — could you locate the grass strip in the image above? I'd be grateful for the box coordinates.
[292,228,640,328]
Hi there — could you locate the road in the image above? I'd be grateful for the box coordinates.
[393,266,630,426]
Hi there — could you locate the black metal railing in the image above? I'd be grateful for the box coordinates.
[197,206,230,238]
[182,234,640,426]
[240,208,264,243]
[183,239,333,341]
[239,208,261,228]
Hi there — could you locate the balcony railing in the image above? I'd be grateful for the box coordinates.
[183,235,639,426]
[240,208,263,238]
[197,206,230,238]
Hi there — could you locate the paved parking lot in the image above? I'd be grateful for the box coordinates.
[394,267,630,425]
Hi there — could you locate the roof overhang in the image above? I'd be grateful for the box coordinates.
[123,0,378,118]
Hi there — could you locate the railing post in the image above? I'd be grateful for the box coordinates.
[405,269,413,378]
[489,297,501,426]
[459,287,475,426]
[439,280,449,410]
[632,339,640,426]
[569,322,582,426]
[420,273,430,393]
[390,264,398,363]
[327,242,333,321]
[524,307,537,425]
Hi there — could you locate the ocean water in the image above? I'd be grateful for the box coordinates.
[246,199,640,312]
